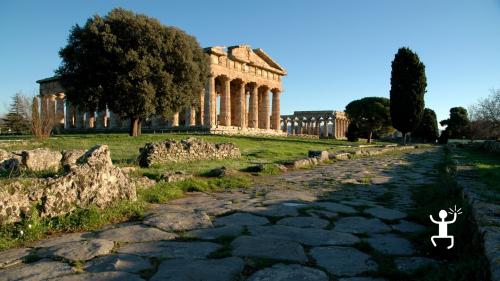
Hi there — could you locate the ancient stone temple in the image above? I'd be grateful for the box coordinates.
[36,45,287,136]
[280,111,350,139]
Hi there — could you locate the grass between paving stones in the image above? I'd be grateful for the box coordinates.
[403,148,491,281]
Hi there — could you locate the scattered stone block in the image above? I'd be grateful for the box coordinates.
[21,148,62,172]
[162,171,192,182]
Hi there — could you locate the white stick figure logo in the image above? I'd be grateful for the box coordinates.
[429,205,462,249]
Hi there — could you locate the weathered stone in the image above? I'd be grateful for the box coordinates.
[0,259,75,281]
[85,254,151,273]
[370,176,391,184]
[313,202,357,214]
[21,148,62,172]
[116,241,220,259]
[41,145,136,218]
[186,225,243,240]
[34,232,94,248]
[307,209,338,219]
[309,150,329,162]
[0,148,10,162]
[0,182,33,224]
[391,220,425,233]
[0,247,30,268]
[293,158,315,169]
[310,246,378,277]
[161,171,192,182]
[37,239,114,261]
[394,256,438,272]
[206,166,236,177]
[249,225,359,246]
[331,152,351,160]
[231,236,307,263]
[54,271,144,281]
[365,234,415,256]
[143,210,212,231]
[138,137,240,167]
[277,216,329,228]
[364,207,407,220]
[245,204,300,217]
[334,217,391,234]
[264,189,317,202]
[151,257,245,281]
[247,264,328,281]
[214,212,269,226]
[133,176,156,188]
[61,149,86,167]
[96,224,177,242]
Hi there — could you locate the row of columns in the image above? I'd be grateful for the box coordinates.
[280,117,349,139]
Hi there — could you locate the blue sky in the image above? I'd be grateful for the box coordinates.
[1,0,499,124]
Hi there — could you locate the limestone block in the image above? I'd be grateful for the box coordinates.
[21,148,62,172]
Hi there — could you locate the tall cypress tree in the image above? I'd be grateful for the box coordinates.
[413,108,439,143]
[389,47,427,144]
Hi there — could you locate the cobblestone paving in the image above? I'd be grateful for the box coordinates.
[0,148,443,281]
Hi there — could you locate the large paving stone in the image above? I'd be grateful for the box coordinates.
[214,212,269,226]
[313,202,357,214]
[307,209,338,219]
[334,217,391,234]
[310,246,378,277]
[37,239,114,261]
[391,220,425,233]
[143,210,212,231]
[85,254,151,273]
[150,257,244,281]
[116,241,220,259]
[247,263,328,281]
[249,225,359,246]
[277,216,329,228]
[365,234,416,256]
[364,207,407,220]
[231,236,307,263]
[186,225,243,240]
[338,278,388,281]
[34,232,94,248]
[0,247,30,268]
[394,256,438,272]
[0,259,75,281]
[52,272,144,281]
[96,224,177,242]
[245,204,300,217]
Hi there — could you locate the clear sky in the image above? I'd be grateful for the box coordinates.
[1,0,499,124]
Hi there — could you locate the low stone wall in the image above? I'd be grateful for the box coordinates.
[138,137,241,167]
[208,126,286,137]
[479,140,500,154]
[0,145,135,225]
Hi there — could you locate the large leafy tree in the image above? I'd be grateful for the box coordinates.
[345,97,391,143]
[440,107,470,139]
[389,47,427,144]
[57,8,210,136]
[413,108,439,143]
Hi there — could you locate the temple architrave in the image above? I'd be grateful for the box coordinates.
[280,111,349,139]
[36,45,287,136]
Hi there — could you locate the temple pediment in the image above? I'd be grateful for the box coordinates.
[206,45,286,75]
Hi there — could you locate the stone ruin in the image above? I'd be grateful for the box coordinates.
[138,137,241,167]
[0,145,135,225]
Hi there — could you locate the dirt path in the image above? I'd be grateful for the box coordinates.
[0,147,443,281]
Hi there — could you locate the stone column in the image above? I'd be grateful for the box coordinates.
[220,77,231,126]
[189,106,196,126]
[290,119,295,135]
[283,118,288,133]
[108,111,121,129]
[75,107,85,129]
[65,101,74,129]
[258,90,263,128]
[55,95,65,128]
[197,89,205,126]
[204,76,216,127]
[95,110,106,129]
[316,120,321,136]
[87,111,95,128]
[271,91,281,130]
[261,88,270,129]
[248,84,258,128]
[47,94,57,126]
[239,82,247,128]
[322,119,328,138]
[171,112,179,127]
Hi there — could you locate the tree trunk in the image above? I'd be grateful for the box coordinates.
[367,131,373,143]
[129,117,141,137]
[402,132,407,145]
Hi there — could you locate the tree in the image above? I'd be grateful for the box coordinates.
[346,122,360,142]
[440,107,470,139]
[389,47,427,144]
[2,92,31,134]
[413,108,439,143]
[468,89,500,139]
[345,97,391,143]
[57,8,210,136]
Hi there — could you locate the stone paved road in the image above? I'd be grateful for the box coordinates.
[0,147,442,281]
